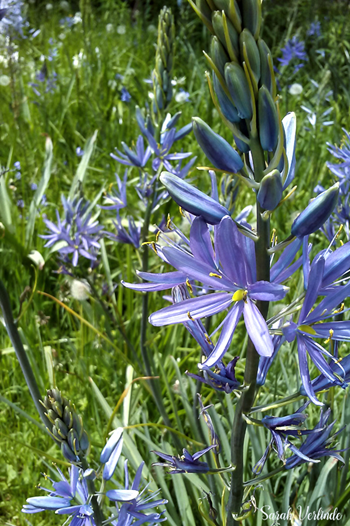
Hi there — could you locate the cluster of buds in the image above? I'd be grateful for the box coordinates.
[152,7,175,121]
[41,388,90,463]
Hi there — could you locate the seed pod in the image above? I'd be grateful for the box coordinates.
[193,117,244,173]
[211,36,230,78]
[240,29,260,84]
[160,172,230,225]
[258,86,279,151]
[225,62,252,119]
[257,170,283,210]
[212,11,239,58]
[258,39,275,95]
[41,388,90,462]
[242,0,261,39]
[291,183,339,238]
[213,73,241,123]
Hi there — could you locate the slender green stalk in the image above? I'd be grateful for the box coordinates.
[0,280,53,435]
[81,456,104,526]
[227,138,271,525]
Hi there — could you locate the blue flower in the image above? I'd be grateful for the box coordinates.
[17,199,24,208]
[121,87,131,102]
[108,213,141,249]
[278,37,307,69]
[76,147,84,157]
[100,171,128,210]
[31,182,37,191]
[308,21,321,38]
[282,249,350,405]
[285,409,345,469]
[153,445,217,474]
[107,461,168,524]
[100,428,124,481]
[123,216,294,366]
[22,465,96,525]
[146,126,192,172]
[111,136,152,169]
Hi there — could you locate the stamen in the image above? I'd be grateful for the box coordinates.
[324,328,334,344]
[142,241,157,253]
[179,207,185,217]
[204,333,212,344]
[167,214,172,230]
[186,278,193,294]
[187,311,194,321]
[209,272,222,278]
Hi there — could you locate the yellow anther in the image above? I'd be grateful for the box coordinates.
[335,303,345,314]
[179,207,185,217]
[108,182,114,193]
[335,357,343,364]
[156,230,161,242]
[187,311,194,321]
[298,324,317,335]
[232,290,246,302]
[271,229,277,244]
[209,272,222,278]
[324,328,334,344]
[142,241,157,253]
[167,214,172,230]
[204,333,212,344]
[186,278,193,294]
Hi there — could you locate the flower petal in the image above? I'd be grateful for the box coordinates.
[243,299,274,357]
[190,217,216,267]
[248,281,289,301]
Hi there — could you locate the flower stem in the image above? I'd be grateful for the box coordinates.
[227,137,270,525]
[81,457,104,526]
[0,280,53,434]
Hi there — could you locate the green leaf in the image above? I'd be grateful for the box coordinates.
[69,130,98,199]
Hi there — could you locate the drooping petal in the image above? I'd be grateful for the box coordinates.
[149,293,232,326]
[303,336,340,384]
[100,428,123,463]
[297,335,323,406]
[136,270,186,284]
[102,433,124,480]
[282,112,297,190]
[199,302,244,369]
[322,241,350,287]
[248,281,289,301]
[307,281,350,323]
[26,497,71,510]
[243,299,274,357]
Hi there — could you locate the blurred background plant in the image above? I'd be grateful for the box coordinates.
[1,0,350,525]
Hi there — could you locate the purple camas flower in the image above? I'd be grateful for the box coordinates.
[123,215,301,367]
[282,247,350,405]
[108,460,168,524]
[22,464,96,525]
[121,87,131,102]
[278,36,307,70]
[100,171,127,210]
[308,21,321,38]
[41,195,103,267]
[111,135,152,168]
[285,408,345,469]
[108,213,141,249]
[153,445,217,474]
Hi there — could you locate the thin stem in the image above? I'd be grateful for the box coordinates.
[0,280,53,435]
[81,456,104,526]
[227,137,270,525]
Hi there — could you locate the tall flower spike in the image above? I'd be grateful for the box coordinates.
[41,389,89,463]
[152,7,175,122]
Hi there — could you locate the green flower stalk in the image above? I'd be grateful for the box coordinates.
[152,6,175,122]
[41,388,90,463]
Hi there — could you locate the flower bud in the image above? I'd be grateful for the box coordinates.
[291,183,339,238]
[41,388,90,462]
[196,0,212,20]
[213,0,242,32]
[257,170,283,210]
[160,172,229,225]
[213,73,240,123]
[210,36,229,78]
[212,11,239,58]
[258,39,275,96]
[258,86,279,152]
[192,117,244,173]
[240,29,260,84]
[225,62,252,119]
[242,0,261,39]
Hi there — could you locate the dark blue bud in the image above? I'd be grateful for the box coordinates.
[291,183,339,238]
[212,11,239,58]
[213,73,240,123]
[258,39,275,96]
[160,172,229,225]
[211,36,229,78]
[193,117,244,173]
[240,29,260,84]
[225,62,252,119]
[242,0,261,39]
[258,86,279,151]
[257,170,283,210]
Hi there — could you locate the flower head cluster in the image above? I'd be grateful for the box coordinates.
[42,195,103,268]
[278,36,307,72]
